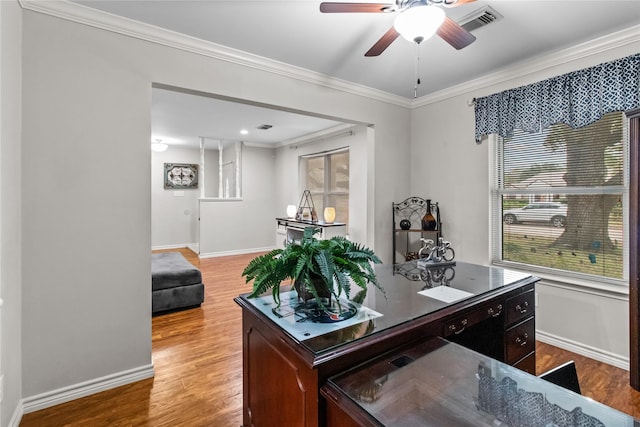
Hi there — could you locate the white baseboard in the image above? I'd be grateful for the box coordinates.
[198,246,275,259]
[151,244,270,259]
[151,243,190,251]
[536,330,630,371]
[20,364,154,416]
[8,404,23,427]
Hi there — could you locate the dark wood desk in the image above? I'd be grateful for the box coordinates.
[235,261,538,427]
[322,337,639,426]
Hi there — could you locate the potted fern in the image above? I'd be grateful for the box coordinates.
[242,227,383,315]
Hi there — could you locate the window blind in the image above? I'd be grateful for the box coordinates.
[492,111,628,282]
[301,149,350,225]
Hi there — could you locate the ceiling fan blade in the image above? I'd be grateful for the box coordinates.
[319,2,392,13]
[442,0,477,7]
[365,27,400,57]
[437,16,476,50]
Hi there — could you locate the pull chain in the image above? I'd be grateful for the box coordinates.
[414,42,421,99]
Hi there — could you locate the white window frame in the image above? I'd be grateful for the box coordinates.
[489,118,630,292]
[299,148,349,225]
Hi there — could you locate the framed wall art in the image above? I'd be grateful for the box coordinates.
[164,163,199,189]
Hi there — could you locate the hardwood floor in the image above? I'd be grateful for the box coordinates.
[20,249,640,426]
[20,248,255,427]
[536,340,640,418]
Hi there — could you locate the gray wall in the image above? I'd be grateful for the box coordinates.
[2,2,23,426]
[22,10,155,401]
[156,127,370,256]
[18,5,411,411]
[274,125,372,247]
[151,147,201,249]
[198,145,277,256]
[409,40,639,367]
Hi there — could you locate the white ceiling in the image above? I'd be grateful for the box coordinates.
[68,0,640,147]
[151,86,349,148]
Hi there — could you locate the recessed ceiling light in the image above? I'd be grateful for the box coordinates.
[240,129,249,135]
[151,138,168,152]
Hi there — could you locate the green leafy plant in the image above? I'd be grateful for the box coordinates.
[242,227,383,307]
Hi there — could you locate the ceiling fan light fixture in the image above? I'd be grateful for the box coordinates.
[394,6,446,43]
[151,138,168,152]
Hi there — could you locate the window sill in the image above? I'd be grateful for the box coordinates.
[493,260,629,298]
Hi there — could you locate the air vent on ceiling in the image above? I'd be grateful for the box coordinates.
[460,6,503,33]
[257,124,273,130]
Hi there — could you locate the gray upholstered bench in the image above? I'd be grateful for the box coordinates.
[151,252,204,314]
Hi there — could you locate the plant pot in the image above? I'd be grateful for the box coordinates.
[293,274,359,323]
[294,298,358,323]
[294,273,332,303]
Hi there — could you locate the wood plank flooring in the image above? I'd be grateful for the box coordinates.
[20,249,640,426]
[536,340,640,418]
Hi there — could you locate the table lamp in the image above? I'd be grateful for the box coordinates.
[286,205,297,219]
[324,207,336,223]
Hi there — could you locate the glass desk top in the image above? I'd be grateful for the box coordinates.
[239,261,537,355]
[326,337,638,426]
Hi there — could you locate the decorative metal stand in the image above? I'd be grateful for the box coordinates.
[392,197,441,267]
[296,190,318,222]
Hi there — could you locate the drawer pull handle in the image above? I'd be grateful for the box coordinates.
[487,304,503,318]
[449,319,468,335]
[515,332,529,346]
[515,301,529,314]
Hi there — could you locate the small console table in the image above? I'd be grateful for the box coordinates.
[275,217,347,248]
[236,261,538,427]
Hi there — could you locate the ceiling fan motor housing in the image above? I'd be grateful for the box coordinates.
[394,4,446,42]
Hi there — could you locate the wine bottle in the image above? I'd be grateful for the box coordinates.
[421,199,437,231]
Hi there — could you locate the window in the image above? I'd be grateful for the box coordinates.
[301,149,349,225]
[492,111,628,282]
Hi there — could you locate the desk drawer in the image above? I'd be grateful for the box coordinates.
[506,317,535,364]
[513,352,536,375]
[506,289,535,326]
[442,301,504,338]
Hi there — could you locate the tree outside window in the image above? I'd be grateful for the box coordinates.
[495,112,626,280]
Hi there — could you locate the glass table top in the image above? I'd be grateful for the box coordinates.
[240,261,537,355]
[327,337,638,426]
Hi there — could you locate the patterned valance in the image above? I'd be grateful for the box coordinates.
[474,53,640,142]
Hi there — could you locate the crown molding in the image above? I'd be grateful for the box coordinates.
[412,24,640,108]
[19,0,412,109]
[277,123,356,148]
[18,1,639,111]
[242,124,356,149]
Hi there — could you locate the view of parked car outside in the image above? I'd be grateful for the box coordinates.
[503,202,567,228]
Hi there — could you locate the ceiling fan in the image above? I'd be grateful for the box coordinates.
[319,0,477,56]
